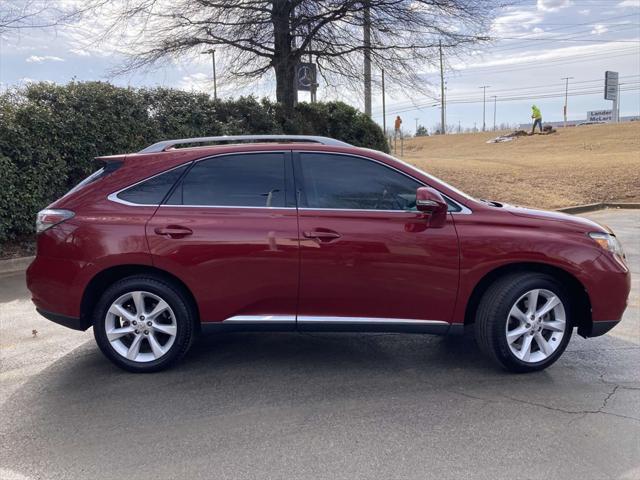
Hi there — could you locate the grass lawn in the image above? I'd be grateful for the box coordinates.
[400,122,640,210]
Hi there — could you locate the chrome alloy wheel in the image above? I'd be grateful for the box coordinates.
[505,288,566,363]
[105,291,177,363]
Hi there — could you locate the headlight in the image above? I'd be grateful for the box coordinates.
[588,232,625,260]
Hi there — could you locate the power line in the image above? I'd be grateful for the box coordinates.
[380,85,640,116]
[440,83,639,105]
[482,14,640,53]
[493,36,639,44]
[484,24,638,52]
[448,48,638,77]
[492,13,639,39]
[372,75,640,115]
[487,24,640,52]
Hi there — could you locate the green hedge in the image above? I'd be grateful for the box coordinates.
[0,81,387,244]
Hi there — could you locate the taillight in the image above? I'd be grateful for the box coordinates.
[36,209,75,234]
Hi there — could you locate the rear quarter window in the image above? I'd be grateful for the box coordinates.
[116,165,188,205]
[65,161,123,197]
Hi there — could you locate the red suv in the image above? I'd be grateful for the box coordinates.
[26,135,630,373]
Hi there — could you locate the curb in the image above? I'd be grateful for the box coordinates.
[0,256,34,275]
[556,202,640,214]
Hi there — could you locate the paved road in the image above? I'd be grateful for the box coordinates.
[1,209,638,480]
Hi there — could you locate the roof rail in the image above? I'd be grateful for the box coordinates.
[138,135,351,153]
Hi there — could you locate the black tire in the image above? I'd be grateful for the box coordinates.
[93,275,195,373]
[474,272,573,373]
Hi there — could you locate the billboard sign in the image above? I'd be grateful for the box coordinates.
[296,63,317,91]
[605,71,618,101]
[587,110,613,122]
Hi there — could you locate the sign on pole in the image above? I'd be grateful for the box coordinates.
[605,71,618,101]
[296,63,316,91]
[587,110,613,122]
[605,71,619,122]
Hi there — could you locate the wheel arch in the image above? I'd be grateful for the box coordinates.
[463,262,592,336]
[80,264,200,330]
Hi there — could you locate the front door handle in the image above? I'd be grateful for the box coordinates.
[303,229,341,242]
[154,225,193,239]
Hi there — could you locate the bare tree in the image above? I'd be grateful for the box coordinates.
[0,0,79,32]
[84,0,499,111]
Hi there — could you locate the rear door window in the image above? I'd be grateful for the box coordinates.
[166,153,286,207]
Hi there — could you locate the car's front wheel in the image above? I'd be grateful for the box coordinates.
[474,272,572,373]
[93,276,194,372]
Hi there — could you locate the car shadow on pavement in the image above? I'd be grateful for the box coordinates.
[1,330,639,480]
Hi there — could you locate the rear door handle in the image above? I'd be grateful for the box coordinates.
[154,225,193,238]
[303,229,341,242]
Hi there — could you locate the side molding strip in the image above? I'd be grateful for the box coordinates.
[224,315,296,324]
[203,315,453,335]
[297,316,449,326]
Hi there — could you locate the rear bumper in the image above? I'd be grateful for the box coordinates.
[583,320,620,338]
[36,308,86,331]
[26,254,87,319]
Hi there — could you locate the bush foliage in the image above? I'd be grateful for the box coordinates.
[0,81,387,243]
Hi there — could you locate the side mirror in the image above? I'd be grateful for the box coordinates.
[416,187,448,228]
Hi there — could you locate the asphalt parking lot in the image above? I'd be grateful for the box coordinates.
[1,209,638,480]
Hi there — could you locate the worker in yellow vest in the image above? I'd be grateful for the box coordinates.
[531,105,543,134]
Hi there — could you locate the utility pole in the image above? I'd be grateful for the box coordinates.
[439,40,446,135]
[562,76,573,127]
[615,82,622,122]
[308,23,317,103]
[308,50,317,103]
[202,49,218,100]
[382,69,386,135]
[492,95,497,131]
[363,2,372,117]
[479,85,490,131]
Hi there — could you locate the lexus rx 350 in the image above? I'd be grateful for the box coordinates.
[26,135,631,373]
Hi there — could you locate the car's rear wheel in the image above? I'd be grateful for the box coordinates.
[474,272,572,373]
[93,276,194,372]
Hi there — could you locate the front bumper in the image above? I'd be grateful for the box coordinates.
[581,252,631,328]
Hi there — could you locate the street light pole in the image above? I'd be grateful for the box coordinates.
[202,49,218,100]
[479,85,490,132]
[439,40,446,135]
[562,76,573,127]
[363,2,372,117]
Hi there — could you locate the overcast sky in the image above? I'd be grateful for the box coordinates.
[1,0,639,132]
